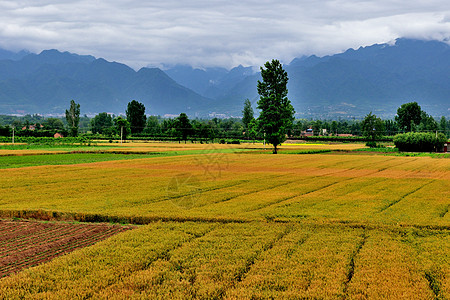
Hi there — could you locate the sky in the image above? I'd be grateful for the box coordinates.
[1,0,450,69]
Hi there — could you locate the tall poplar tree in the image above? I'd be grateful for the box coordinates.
[65,100,80,137]
[126,100,146,134]
[257,59,295,154]
[242,99,254,129]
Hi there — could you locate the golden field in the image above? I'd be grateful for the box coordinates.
[0,141,449,299]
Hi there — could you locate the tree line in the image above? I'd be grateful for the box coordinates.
[0,101,449,142]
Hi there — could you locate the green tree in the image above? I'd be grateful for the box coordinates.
[43,118,64,131]
[175,113,192,143]
[418,112,438,132]
[145,116,161,136]
[330,121,338,135]
[256,59,294,154]
[65,100,80,137]
[440,116,447,137]
[242,99,254,130]
[361,112,385,147]
[247,119,259,143]
[91,112,113,134]
[126,100,146,134]
[384,120,399,136]
[395,102,422,132]
[11,119,22,129]
[114,117,130,139]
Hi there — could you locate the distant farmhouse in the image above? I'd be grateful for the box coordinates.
[21,124,43,131]
[301,128,314,137]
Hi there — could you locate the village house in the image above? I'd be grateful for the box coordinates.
[301,128,314,137]
[21,124,44,131]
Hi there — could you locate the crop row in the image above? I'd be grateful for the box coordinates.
[0,221,448,299]
[0,223,120,254]
[0,220,132,278]
[0,222,94,251]
[0,227,120,275]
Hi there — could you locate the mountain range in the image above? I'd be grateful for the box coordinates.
[0,49,211,116]
[0,38,449,118]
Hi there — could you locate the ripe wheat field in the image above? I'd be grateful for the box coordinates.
[0,141,448,299]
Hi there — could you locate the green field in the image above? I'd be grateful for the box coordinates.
[0,153,160,169]
[0,142,449,299]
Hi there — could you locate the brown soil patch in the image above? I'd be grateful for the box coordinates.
[0,219,133,278]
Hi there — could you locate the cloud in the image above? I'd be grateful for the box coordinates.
[0,0,449,69]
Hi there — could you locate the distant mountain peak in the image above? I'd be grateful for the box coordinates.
[35,49,96,64]
[0,48,30,61]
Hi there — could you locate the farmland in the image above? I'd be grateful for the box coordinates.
[0,141,449,299]
[0,219,132,278]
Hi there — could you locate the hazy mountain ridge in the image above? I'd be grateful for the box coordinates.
[165,38,450,118]
[0,38,449,118]
[0,48,30,61]
[0,50,211,115]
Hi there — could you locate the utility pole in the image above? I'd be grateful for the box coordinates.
[12,126,14,145]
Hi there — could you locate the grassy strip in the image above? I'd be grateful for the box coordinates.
[241,149,333,155]
[353,147,450,158]
[0,153,158,169]
[354,147,399,153]
[278,149,332,155]
[0,144,111,151]
[3,209,450,234]
[0,148,255,168]
[0,209,248,225]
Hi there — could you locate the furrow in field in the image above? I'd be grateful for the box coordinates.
[343,230,367,296]
[198,175,355,220]
[0,226,129,276]
[1,226,119,268]
[378,179,436,212]
[259,177,398,223]
[393,228,450,299]
[225,224,363,299]
[138,179,253,205]
[194,179,297,209]
[232,225,294,284]
[247,176,348,214]
[0,224,78,254]
[292,176,370,209]
[0,223,92,252]
[0,221,135,279]
[0,224,100,257]
[0,222,40,240]
[94,222,290,299]
[440,205,450,218]
[149,174,292,213]
[346,230,434,299]
[424,270,442,299]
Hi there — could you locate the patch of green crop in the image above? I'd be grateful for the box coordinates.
[0,153,158,169]
[278,149,332,155]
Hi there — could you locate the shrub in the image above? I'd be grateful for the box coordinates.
[393,132,447,152]
[365,141,377,148]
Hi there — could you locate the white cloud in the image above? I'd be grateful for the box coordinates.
[0,0,449,69]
